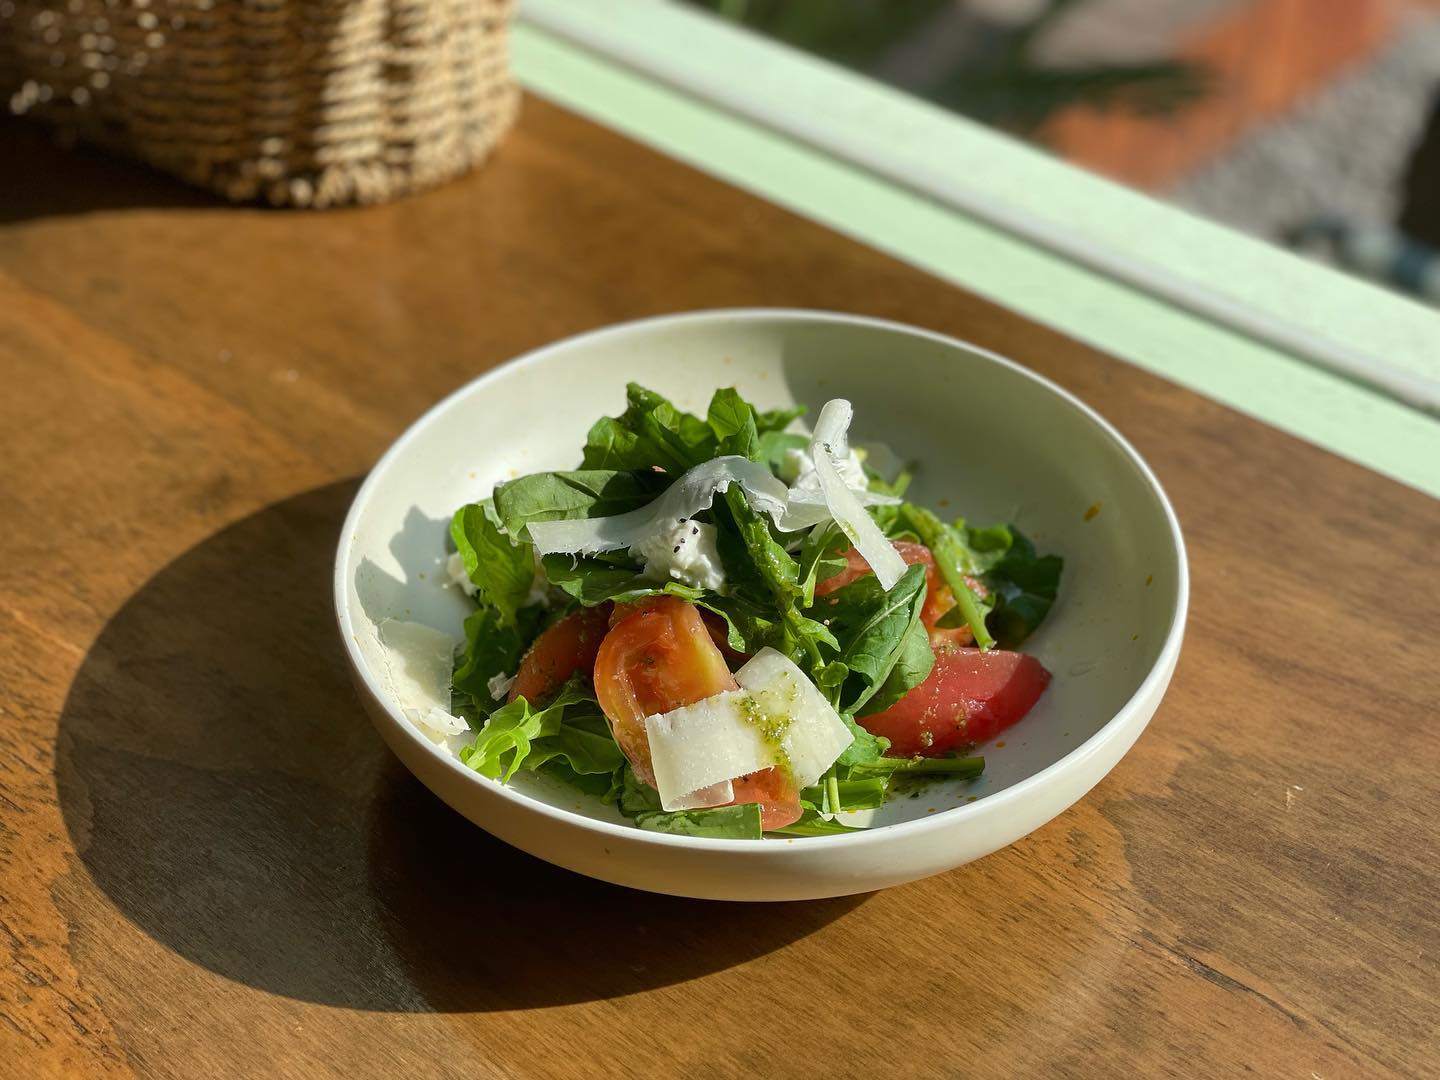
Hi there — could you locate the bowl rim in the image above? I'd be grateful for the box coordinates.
[335,307,1189,854]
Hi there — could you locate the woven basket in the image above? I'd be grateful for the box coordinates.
[0,0,519,207]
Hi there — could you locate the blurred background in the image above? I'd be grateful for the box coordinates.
[682,0,1440,303]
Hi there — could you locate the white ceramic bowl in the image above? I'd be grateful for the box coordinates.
[336,309,1187,901]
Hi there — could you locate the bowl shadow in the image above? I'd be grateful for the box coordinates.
[56,480,863,1012]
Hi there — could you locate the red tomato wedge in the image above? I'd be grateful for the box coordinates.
[594,595,800,830]
[508,605,612,707]
[815,541,985,648]
[858,647,1051,757]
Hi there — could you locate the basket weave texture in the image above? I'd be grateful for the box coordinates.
[1,0,519,207]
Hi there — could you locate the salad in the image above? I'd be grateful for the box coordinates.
[436,384,1061,839]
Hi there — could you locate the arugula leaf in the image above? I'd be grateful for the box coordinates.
[541,552,705,607]
[619,766,663,818]
[634,802,764,839]
[758,430,810,474]
[706,387,761,460]
[714,487,837,669]
[818,563,933,714]
[899,504,996,650]
[768,806,864,837]
[450,502,534,625]
[460,679,614,782]
[859,618,934,716]
[521,711,628,776]
[796,521,849,607]
[539,759,625,801]
[619,766,766,838]
[581,383,717,472]
[754,403,806,434]
[834,713,891,769]
[695,593,779,654]
[979,526,1063,648]
[800,778,889,813]
[492,469,670,541]
[452,603,542,720]
[847,754,985,781]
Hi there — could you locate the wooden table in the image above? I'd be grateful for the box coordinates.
[2,98,1437,1079]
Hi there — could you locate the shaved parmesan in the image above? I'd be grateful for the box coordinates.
[377,619,466,745]
[486,670,516,701]
[733,648,855,784]
[794,400,906,589]
[645,694,771,811]
[643,648,854,812]
[527,456,790,556]
[522,401,901,587]
[779,441,898,531]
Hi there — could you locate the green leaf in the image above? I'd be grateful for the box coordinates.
[706,387,761,460]
[635,802,764,839]
[541,552,705,607]
[539,760,625,801]
[713,487,837,668]
[758,430,810,473]
[848,754,986,781]
[768,806,865,837]
[492,469,670,541]
[451,603,542,719]
[796,521,848,607]
[715,486,802,606]
[818,563,933,714]
[459,680,611,782]
[799,778,890,813]
[522,711,628,776]
[619,766,663,818]
[754,403,806,434]
[834,713,891,769]
[450,502,534,625]
[581,383,717,472]
[858,617,934,716]
[981,527,1064,649]
[912,515,1063,648]
[695,593,779,654]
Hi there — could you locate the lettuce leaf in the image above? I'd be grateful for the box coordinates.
[540,552,706,607]
[768,807,863,836]
[450,501,534,626]
[755,403,806,435]
[581,383,718,472]
[706,387,761,460]
[634,802,763,839]
[452,603,542,720]
[758,430,809,474]
[714,487,838,668]
[460,679,622,782]
[974,525,1063,648]
[492,469,670,542]
[615,768,763,837]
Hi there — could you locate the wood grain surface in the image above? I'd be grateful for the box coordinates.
[1,98,1437,1080]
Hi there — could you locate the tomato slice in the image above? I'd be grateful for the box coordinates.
[815,540,985,647]
[730,769,801,831]
[857,647,1051,757]
[594,596,799,829]
[611,599,742,664]
[594,596,738,786]
[508,605,612,706]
